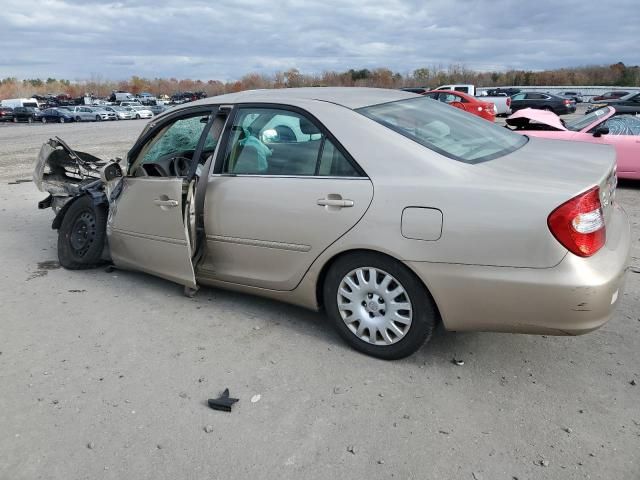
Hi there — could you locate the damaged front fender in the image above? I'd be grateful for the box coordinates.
[34,137,123,216]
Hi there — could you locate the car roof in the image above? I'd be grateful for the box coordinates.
[189,87,418,110]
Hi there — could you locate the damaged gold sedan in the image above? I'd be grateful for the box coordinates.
[33,88,631,359]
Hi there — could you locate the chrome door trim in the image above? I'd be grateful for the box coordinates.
[111,227,188,246]
[206,234,311,252]
[210,173,370,180]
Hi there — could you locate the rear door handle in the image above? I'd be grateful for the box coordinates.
[317,198,354,208]
[154,198,179,208]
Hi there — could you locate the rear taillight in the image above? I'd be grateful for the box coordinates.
[506,98,511,106]
[547,187,605,257]
[563,99,571,105]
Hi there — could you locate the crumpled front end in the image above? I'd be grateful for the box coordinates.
[33,137,107,213]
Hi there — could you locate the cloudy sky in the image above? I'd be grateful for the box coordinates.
[1,0,638,81]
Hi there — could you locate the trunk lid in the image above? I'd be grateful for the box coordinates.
[477,136,617,224]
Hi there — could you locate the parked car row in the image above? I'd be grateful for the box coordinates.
[0,104,159,124]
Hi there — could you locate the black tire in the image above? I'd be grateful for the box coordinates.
[57,196,108,270]
[323,252,438,360]
[59,117,65,124]
[13,117,17,123]
[28,116,33,124]
[95,115,101,121]
[75,116,81,122]
[42,117,47,124]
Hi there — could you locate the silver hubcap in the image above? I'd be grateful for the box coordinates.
[337,267,412,346]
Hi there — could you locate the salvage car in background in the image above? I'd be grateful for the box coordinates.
[102,106,135,120]
[127,105,153,119]
[507,106,640,180]
[34,88,630,359]
[40,108,74,124]
[558,91,584,103]
[90,107,117,121]
[0,107,14,122]
[510,92,576,115]
[591,91,629,102]
[12,106,43,123]
[71,106,99,122]
[586,91,640,114]
[423,90,496,121]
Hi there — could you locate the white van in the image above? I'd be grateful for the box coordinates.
[114,92,136,102]
[435,85,476,96]
[1,98,40,109]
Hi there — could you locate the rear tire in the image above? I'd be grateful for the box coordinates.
[57,196,108,270]
[13,117,17,123]
[323,252,437,359]
[28,117,33,124]
[75,116,81,122]
[60,117,65,124]
[42,117,47,124]
[95,115,101,121]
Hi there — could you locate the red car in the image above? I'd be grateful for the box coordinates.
[591,91,629,102]
[423,90,496,121]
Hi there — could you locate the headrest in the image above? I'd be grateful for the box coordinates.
[300,117,320,135]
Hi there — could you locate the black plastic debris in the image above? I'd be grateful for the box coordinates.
[207,388,239,412]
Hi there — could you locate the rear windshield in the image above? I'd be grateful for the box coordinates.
[356,97,527,164]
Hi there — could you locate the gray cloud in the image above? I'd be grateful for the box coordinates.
[0,0,638,80]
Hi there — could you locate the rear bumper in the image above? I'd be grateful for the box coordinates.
[407,203,631,335]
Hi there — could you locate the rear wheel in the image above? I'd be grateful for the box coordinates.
[42,117,47,124]
[59,117,65,124]
[75,116,81,122]
[95,115,101,121]
[13,117,17,123]
[136,114,141,119]
[323,252,438,359]
[57,196,108,270]
[27,116,33,124]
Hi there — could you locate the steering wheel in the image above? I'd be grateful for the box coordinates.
[169,156,192,177]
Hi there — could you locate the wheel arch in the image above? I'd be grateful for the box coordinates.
[314,248,443,324]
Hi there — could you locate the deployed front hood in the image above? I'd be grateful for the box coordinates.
[506,108,567,131]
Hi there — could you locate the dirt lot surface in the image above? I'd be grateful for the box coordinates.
[0,117,639,480]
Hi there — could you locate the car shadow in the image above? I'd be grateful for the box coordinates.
[92,266,550,366]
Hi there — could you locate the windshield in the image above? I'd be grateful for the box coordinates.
[356,97,527,164]
[566,108,611,131]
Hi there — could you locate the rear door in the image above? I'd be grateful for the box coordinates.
[199,106,373,291]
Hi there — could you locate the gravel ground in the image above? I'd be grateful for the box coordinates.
[0,114,639,480]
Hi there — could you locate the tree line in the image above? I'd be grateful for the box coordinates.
[1,62,638,100]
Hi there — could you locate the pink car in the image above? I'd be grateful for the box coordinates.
[507,107,640,179]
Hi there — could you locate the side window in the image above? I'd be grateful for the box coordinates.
[595,115,640,136]
[131,114,212,171]
[222,108,361,177]
[318,139,360,177]
[512,93,526,101]
[526,93,543,100]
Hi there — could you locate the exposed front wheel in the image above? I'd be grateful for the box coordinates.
[323,252,438,359]
[57,196,108,270]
